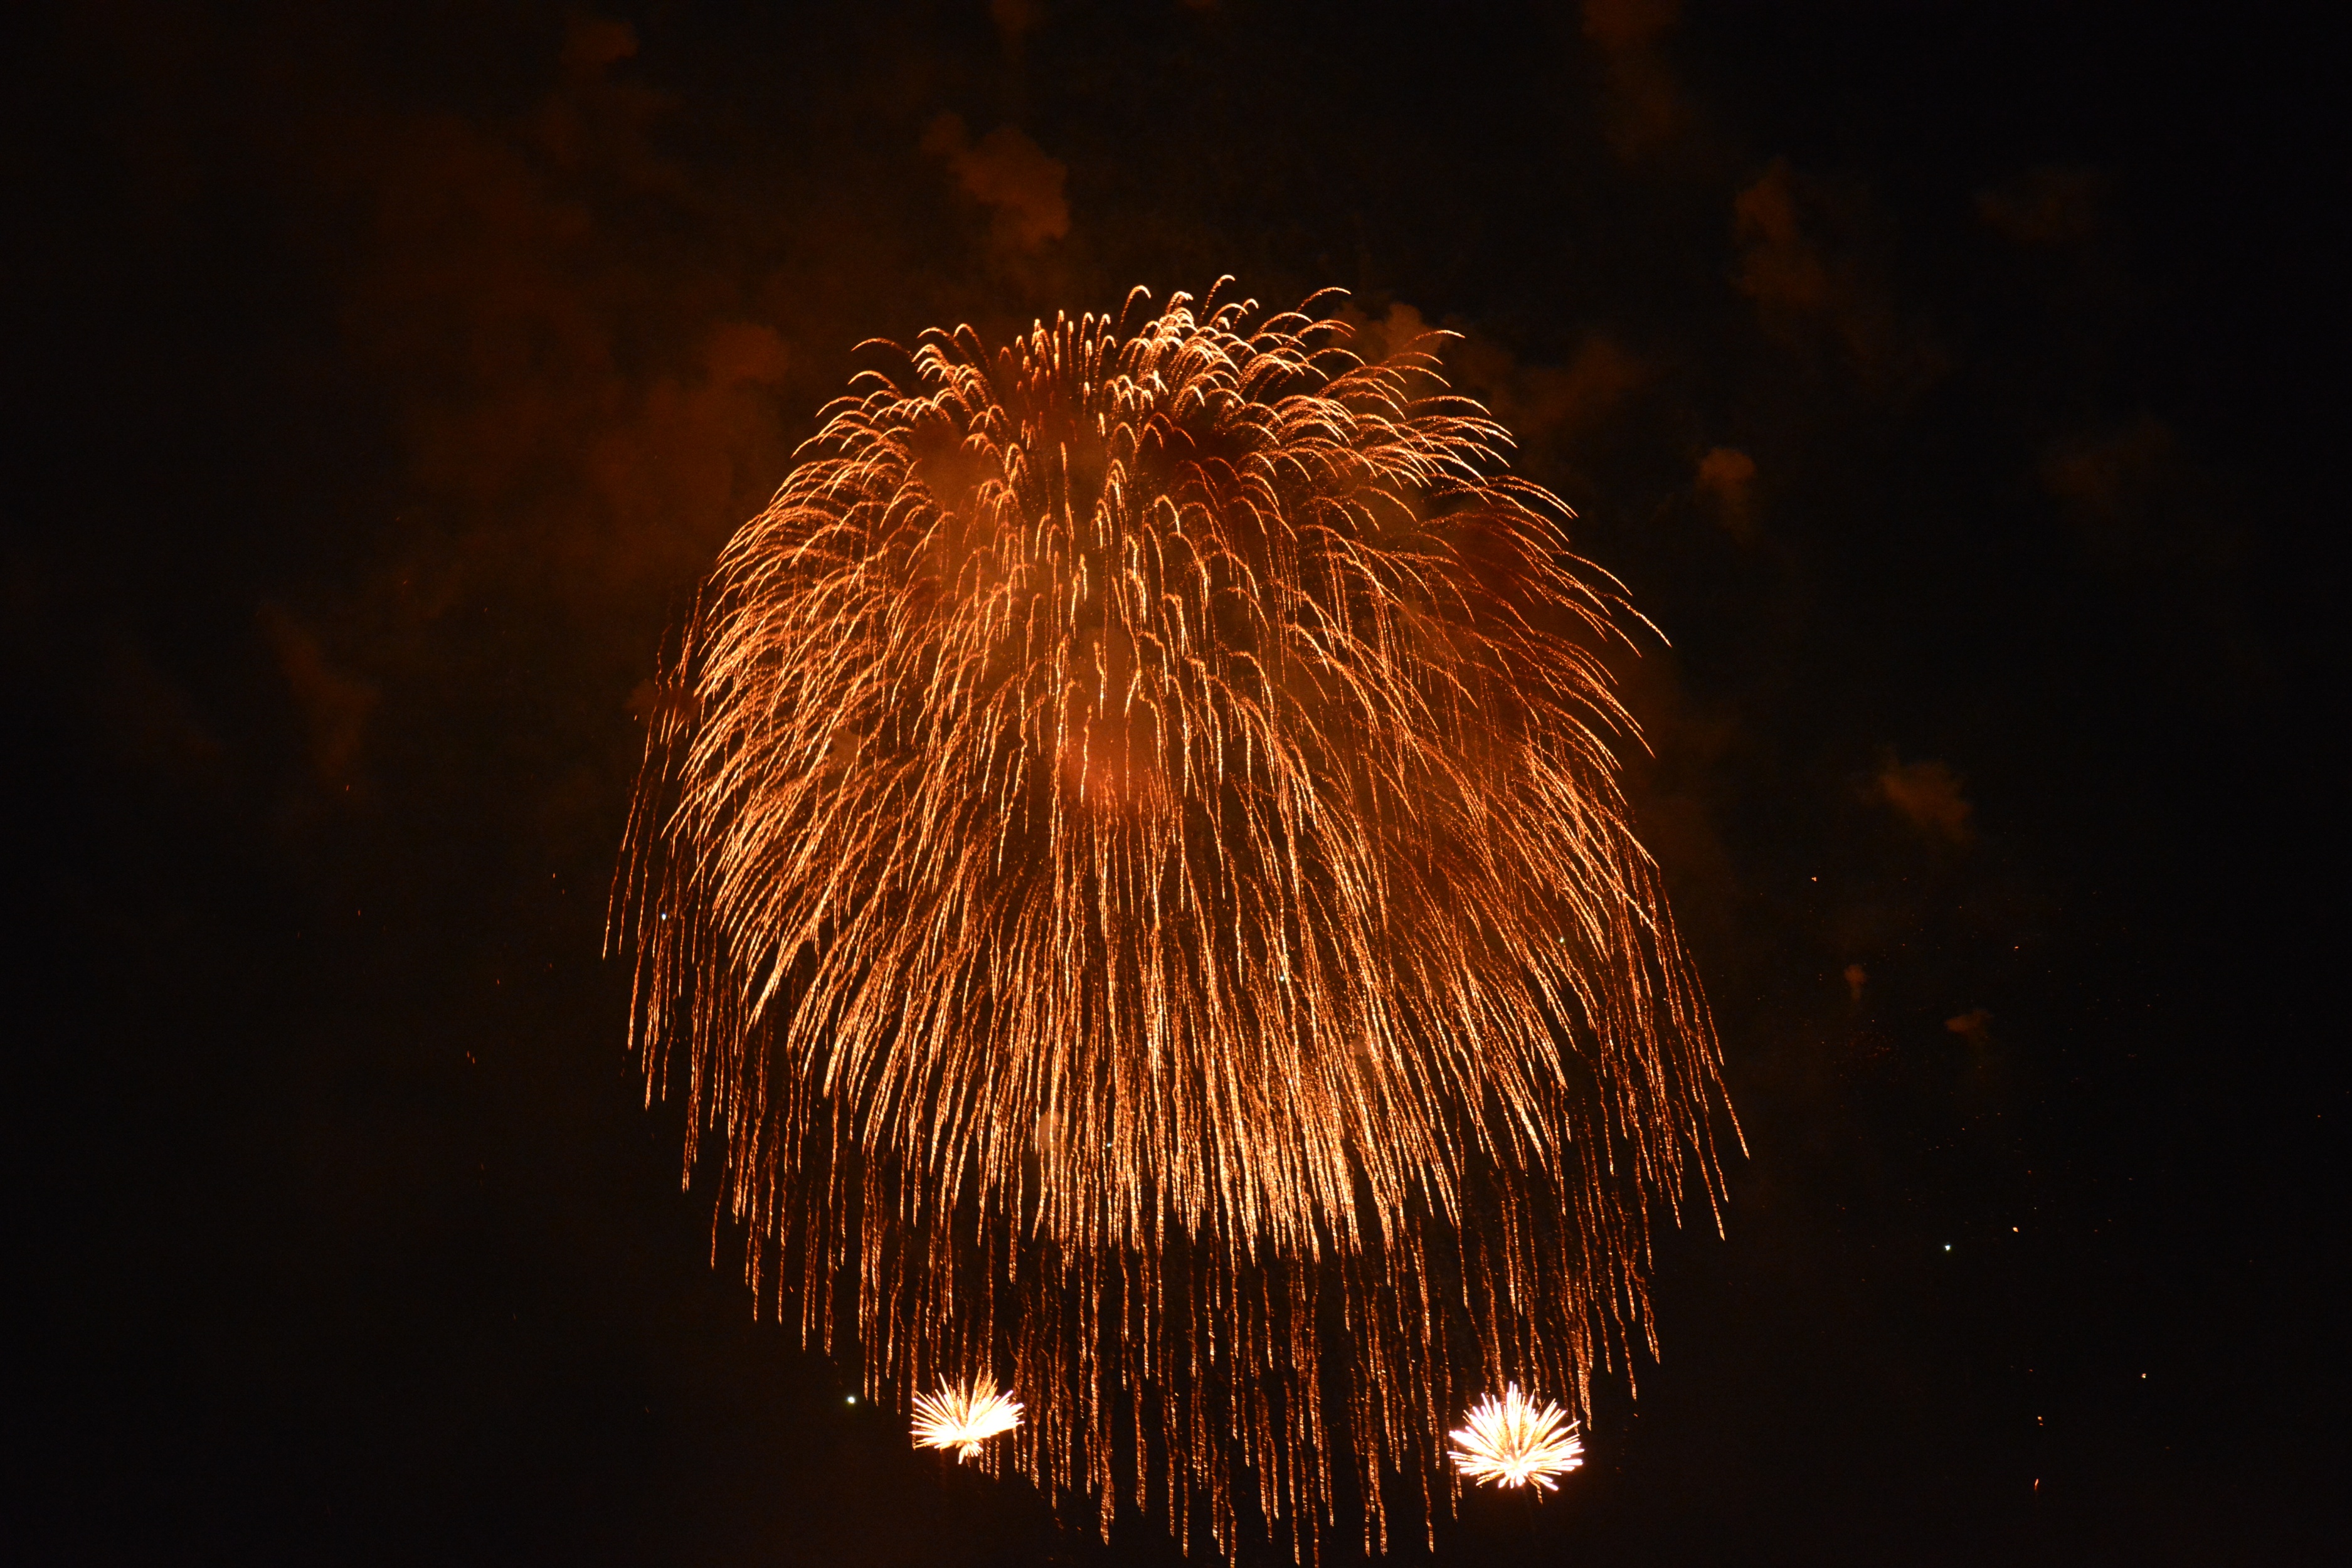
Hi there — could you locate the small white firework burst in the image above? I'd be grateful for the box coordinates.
[1448,1384,1585,1491]
[910,1375,1024,1462]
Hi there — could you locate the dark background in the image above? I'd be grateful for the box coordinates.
[6,3,2341,1562]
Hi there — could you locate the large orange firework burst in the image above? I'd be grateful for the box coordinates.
[615,283,1734,1554]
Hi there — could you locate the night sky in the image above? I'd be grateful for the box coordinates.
[8,4,2341,1563]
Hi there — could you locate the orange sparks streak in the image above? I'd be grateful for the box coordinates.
[614,282,1735,1555]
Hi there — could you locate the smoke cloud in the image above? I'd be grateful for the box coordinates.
[1694,446,1758,535]
[922,114,1071,254]
[1582,0,1687,157]
[1873,756,1974,842]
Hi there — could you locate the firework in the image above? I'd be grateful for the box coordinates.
[615,282,1734,1554]
[1448,1385,1585,1491]
[913,1375,1025,1461]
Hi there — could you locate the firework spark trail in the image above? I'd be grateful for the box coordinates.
[913,1375,1025,1461]
[1448,1385,1584,1491]
[615,283,1735,1554]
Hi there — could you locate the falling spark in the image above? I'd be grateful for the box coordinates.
[912,1375,1025,1461]
[614,282,1735,1555]
[1448,1385,1585,1491]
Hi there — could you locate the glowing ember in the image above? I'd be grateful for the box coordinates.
[1448,1385,1585,1491]
[911,1375,1024,1461]
[617,282,1734,1553]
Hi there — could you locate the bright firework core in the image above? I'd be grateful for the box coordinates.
[1448,1385,1586,1491]
[912,1375,1024,1462]
[617,283,1734,1554]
